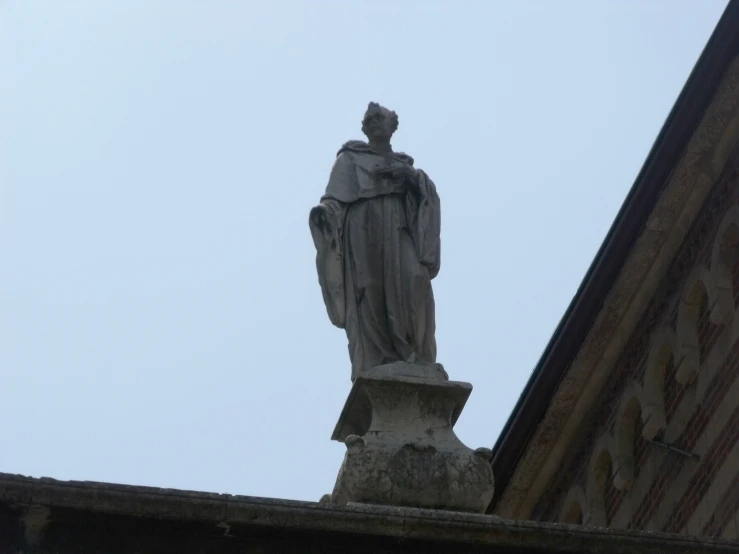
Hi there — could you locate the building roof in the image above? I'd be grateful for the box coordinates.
[2,473,738,553]
[490,0,739,513]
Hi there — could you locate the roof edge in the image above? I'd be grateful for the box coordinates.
[490,0,739,511]
[1,473,737,553]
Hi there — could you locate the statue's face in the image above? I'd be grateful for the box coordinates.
[362,108,393,142]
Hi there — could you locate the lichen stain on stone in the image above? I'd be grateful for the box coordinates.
[22,504,50,546]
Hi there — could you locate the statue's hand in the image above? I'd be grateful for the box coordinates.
[377,164,418,187]
[310,204,331,234]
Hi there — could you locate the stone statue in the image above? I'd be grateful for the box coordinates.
[309,102,441,380]
[312,104,495,513]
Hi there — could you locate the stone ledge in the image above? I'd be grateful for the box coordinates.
[332,361,462,442]
[1,473,737,553]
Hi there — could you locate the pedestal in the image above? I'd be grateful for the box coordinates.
[328,362,495,513]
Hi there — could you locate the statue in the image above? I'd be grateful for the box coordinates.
[313,104,495,513]
[309,102,441,380]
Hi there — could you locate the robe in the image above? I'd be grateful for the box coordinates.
[309,140,441,380]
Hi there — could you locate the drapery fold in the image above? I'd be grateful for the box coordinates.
[310,142,440,379]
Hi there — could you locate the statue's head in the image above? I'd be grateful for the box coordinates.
[361,102,398,142]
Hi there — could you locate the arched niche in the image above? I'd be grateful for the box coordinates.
[559,485,587,525]
[642,329,675,439]
[675,273,711,384]
[614,382,644,491]
[586,434,616,528]
[710,205,739,322]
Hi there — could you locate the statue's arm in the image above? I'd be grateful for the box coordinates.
[407,170,441,279]
[310,198,344,251]
[309,197,347,329]
[311,151,355,248]
[308,152,356,328]
[310,198,342,232]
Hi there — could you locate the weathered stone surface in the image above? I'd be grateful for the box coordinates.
[329,363,495,513]
[308,106,493,512]
[332,361,456,442]
[310,102,441,380]
[1,473,737,553]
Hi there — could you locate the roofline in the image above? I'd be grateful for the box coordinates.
[490,0,739,511]
[2,473,737,554]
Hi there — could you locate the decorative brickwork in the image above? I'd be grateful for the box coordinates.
[531,148,739,538]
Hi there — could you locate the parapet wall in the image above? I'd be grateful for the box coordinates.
[1,473,736,553]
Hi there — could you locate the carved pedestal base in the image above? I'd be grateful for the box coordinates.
[329,362,494,513]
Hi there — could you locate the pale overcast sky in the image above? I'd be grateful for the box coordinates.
[0,1,730,501]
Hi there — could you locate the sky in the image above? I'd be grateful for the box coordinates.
[0,0,730,502]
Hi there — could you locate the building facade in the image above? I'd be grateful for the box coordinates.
[490,0,739,540]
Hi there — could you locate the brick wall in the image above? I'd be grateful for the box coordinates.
[531,148,739,538]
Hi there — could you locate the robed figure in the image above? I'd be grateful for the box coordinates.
[310,103,441,380]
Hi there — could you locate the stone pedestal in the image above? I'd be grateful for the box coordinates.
[328,362,495,513]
